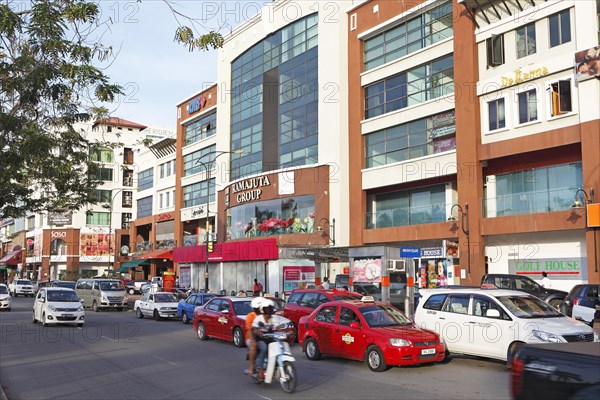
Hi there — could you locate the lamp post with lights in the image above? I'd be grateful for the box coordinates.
[449,203,470,275]
[572,187,597,273]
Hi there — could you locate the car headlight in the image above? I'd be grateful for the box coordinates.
[77,305,84,312]
[48,305,56,311]
[532,330,566,343]
[102,294,108,301]
[594,332,599,343]
[389,338,412,347]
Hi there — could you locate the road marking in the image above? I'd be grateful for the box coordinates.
[101,336,117,342]
[153,355,176,366]
[249,391,271,400]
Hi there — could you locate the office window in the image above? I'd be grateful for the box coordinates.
[89,147,113,163]
[518,90,538,124]
[86,211,110,226]
[184,111,217,146]
[183,179,215,208]
[27,216,35,230]
[486,34,504,67]
[549,79,572,117]
[165,192,170,208]
[138,168,153,191]
[90,167,113,182]
[183,145,216,177]
[549,9,571,47]
[160,164,165,179]
[159,193,163,209]
[363,2,453,71]
[364,54,454,119]
[89,189,112,203]
[137,196,153,218]
[516,23,536,58]
[488,98,506,131]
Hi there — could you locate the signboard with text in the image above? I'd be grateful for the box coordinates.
[508,258,586,280]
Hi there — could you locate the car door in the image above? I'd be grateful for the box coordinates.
[468,294,513,359]
[138,292,151,316]
[202,298,222,338]
[436,293,473,354]
[574,285,600,322]
[34,289,46,320]
[333,306,366,360]
[183,294,197,317]
[309,305,338,355]
[217,299,233,340]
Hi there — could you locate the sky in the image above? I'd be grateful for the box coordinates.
[95,0,255,130]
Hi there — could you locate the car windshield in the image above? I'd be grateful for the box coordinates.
[16,280,32,285]
[357,285,380,295]
[233,300,252,316]
[496,295,563,319]
[154,293,177,302]
[47,290,80,302]
[0,286,8,294]
[359,305,412,327]
[53,282,76,289]
[99,281,124,291]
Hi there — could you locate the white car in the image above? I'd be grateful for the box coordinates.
[33,287,85,327]
[9,278,35,297]
[414,288,598,367]
[134,291,179,321]
[0,284,11,311]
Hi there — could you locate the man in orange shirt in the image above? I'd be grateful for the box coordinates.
[245,297,263,378]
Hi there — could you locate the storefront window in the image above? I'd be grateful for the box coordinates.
[227,195,315,239]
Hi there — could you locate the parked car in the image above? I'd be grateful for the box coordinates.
[0,283,12,311]
[126,280,150,295]
[178,293,216,324]
[353,283,382,301]
[51,281,76,290]
[298,297,445,372]
[561,284,600,325]
[32,287,85,327]
[193,295,253,348]
[480,274,567,309]
[75,279,128,311]
[9,278,35,297]
[283,288,362,336]
[134,291,179,321]
[511,342,600,400]
[414,288,598,367]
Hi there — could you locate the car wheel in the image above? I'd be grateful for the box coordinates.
[548,298,563,311]
[136,307,144,319]
[182,312,190,324]
[77,323,84,328]
[153,309,161,321]
[233,327,244,348]
[32,312,38,324]
[305,338,321,361]
[129,289,135,295]
[92,301,99,312]
[197,322,207,340]
[366,346,388,372]
[507,342,524,369]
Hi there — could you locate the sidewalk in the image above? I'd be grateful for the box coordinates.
[1,384,8,400]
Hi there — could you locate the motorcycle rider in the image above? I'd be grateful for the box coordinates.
[245,296,263,378]
[252,299,290,382]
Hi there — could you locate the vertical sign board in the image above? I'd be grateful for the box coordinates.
[283,266,315,296]
[587,203,600,228]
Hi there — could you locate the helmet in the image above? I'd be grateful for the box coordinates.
[250,297,263,310]
[260,299,275,313]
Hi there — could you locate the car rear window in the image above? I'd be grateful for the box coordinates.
[287,292,302,305]
[422,294,448,311]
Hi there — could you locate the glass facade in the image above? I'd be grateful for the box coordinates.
[365,110,456,168]
[86,211,110,226]
[184,111,217,146]
[363,2,453,71]
[138,168,154,191]
[182,179,215,208]
[366,184,446,228]
[227,195,315,239]
[137,196,153,218]
[230,14,318,180]
[183,145,216,177]
[488,162,582,217]
[365,54,454,119]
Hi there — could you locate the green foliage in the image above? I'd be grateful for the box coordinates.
[174,28,224,52]
[0,0,122,219]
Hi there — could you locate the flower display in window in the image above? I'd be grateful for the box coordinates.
[258,217,295,234]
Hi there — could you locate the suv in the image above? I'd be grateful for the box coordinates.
[480,274,567,310]
[561,284,599,325]
[283,288,362,333]
[9,279,35,297]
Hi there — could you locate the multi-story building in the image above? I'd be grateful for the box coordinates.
[171,1,350,294]
[347,0,599,291]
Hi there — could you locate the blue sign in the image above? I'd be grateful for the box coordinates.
[400,247,420,258]
[187,96,206,114]
[420,247,443,258]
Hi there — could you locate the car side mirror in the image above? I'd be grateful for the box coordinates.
[80,299,85,303]
[486,309,500,318]
[221,310,230,314]
[349,321,360,329]
[39,298,45,303]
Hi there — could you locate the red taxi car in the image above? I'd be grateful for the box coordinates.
[298,297,445,372]
[193,296,253,348]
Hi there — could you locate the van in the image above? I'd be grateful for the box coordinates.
[75,279,128,311]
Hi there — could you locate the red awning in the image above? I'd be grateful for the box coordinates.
[0,249,22,266]
[136,249,173,260]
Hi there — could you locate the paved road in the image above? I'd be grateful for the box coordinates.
[0,296,511,400]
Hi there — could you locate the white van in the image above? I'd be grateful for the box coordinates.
[414,288,598,367]
[75,279,128,311]
[33,287,85,327]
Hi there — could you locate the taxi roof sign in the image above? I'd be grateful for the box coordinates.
[236,292,248,297]
[481,283,497,289]
[360,296,375,302]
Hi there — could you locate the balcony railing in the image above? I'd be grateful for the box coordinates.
[136,241,152,252]
[484,188,578,218]
[366,203,448,229]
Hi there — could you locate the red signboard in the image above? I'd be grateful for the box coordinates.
[173,238,278,263]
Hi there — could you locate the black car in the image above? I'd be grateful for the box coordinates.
[480,274,567,309]
[561,284,600,325]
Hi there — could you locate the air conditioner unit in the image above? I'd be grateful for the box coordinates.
[388,260,406,272]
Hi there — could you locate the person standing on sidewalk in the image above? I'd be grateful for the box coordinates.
[541,271,552,288]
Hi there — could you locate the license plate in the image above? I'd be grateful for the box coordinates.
[421,348,436,355]
[61,314,73,318]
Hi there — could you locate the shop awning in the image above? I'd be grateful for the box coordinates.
[136,249,173,260]
[120,259,150,269]
[0,249,22,266]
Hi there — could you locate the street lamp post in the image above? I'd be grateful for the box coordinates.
[195,150,242,291]
[572,187,597,272]
[106,188,129,276]
[449,203,470,275]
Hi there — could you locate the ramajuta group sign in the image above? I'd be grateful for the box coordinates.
[508,258,586,280]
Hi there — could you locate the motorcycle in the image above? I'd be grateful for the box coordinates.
[247,328,297,393]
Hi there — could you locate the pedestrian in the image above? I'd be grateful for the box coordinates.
[253,278,263,296]
[541,271,552,288]
[175,276,179,288]
[322,277,330,290]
